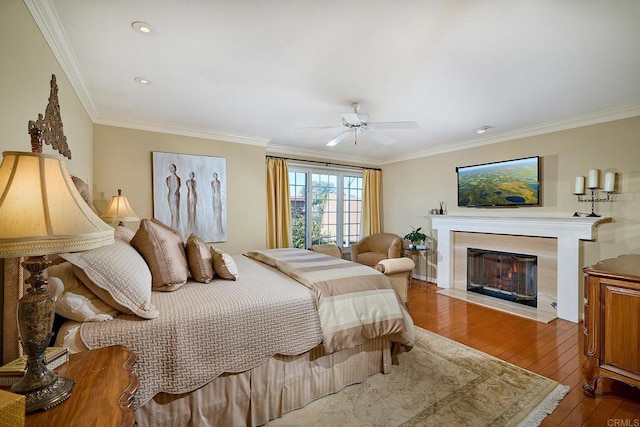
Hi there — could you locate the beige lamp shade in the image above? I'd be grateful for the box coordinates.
[101,189,139,224]
[0,151,114,258]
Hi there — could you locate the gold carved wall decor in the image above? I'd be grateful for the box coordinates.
[28,74,71,158]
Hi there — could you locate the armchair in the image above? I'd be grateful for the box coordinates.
[350,233,403,266]
[375,257,415,307]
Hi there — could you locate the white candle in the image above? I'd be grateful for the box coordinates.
[574,176,585,195]
[587,169,599,189]
[604,172,615,192]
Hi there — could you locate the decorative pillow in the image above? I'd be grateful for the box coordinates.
[71,175,99,214]
[130,219,189,291]
[375,257,416,274]
[48,261,118,322]
[114,225,136,243]
[185,234,214,283]
[210,247,239,280]
[60,240,159,319]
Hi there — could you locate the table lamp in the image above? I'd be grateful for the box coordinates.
[100,189,139,226]
[0,75,114,412]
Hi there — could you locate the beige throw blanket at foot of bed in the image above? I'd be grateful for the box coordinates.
[244,248,414,354]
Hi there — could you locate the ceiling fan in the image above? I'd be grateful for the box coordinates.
[298,103,419,147]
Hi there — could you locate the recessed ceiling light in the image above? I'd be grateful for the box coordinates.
[475,125,493,134]
[134,77,151,85]
[132,21,152,34]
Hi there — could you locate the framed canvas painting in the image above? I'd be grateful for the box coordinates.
[152,151,227,242]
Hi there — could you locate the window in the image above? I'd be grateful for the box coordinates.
[289,166,362,250]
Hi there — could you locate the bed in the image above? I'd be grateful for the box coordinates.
[3,227,414,426]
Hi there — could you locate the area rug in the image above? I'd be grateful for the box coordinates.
[267,327,569,426]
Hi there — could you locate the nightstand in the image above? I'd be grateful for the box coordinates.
[18,345,138,426]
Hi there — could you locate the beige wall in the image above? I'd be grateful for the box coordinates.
[5,0,640,284]
[1,0,94,360]
[383,116,640,278]
[93,125,266,255]
[0,0,93,179]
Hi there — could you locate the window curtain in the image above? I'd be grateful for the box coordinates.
[266,158,292,248]
[362,169,381,237]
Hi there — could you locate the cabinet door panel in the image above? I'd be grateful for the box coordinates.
[603,284,640,376]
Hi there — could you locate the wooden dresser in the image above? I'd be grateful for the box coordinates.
[22,345,138,426]
[582,254,640,397]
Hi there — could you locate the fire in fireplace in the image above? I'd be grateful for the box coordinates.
[467,248,537,307]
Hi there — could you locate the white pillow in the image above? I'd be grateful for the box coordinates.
[48,262,117,322]
[113,225,136,243]
[61,240,159,319]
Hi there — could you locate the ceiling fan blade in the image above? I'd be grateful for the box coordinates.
[326,130,352,146]
[295,125,342,130]
[370,121,419,129]
[357,113,369,123]
[366,128,396,146]
[341,112,362,126]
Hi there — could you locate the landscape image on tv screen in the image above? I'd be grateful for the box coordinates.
[457,156,539,207]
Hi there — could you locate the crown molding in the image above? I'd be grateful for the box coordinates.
[24,0,99,120]
[95,115,270,146]
[379,104,640,165]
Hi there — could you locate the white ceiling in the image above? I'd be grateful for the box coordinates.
[27,0,640,165]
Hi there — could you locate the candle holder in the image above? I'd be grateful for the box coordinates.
[575,189,615,217]
[573,170,617,217]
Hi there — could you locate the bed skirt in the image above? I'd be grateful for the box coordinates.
[135,338,392,427]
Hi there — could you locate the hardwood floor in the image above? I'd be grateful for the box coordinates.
[408,282,640,427]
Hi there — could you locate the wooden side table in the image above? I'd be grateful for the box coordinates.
[403,248,429,283]
[18,345,138,426]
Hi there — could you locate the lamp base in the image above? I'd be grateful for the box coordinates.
[19,377,75,413]
[12,255,75,413]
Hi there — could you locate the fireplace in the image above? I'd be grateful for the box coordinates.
[430,215,608,323]
[467,248,537,308]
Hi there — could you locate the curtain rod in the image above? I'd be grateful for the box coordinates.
[266,155,381,171]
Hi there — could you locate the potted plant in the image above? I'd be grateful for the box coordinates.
[404,226,428,249]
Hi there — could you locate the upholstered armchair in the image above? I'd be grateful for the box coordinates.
[350,233,403,266]
[375,257,415,307]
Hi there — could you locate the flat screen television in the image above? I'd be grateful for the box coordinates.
[457,156,540,208]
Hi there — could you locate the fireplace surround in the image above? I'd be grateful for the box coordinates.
[430,215,609,323]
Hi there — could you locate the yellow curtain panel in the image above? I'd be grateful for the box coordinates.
[266,158,292,248]
[362,169,381,237]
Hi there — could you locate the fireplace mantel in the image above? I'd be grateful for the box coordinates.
[430,215,610,322]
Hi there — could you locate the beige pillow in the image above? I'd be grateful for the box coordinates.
[185,234,214,283]
[71,175,99,214]
[210,247,239,280]
[60,240,159,319]
[48,261,118,322]
[130,219,189,291]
